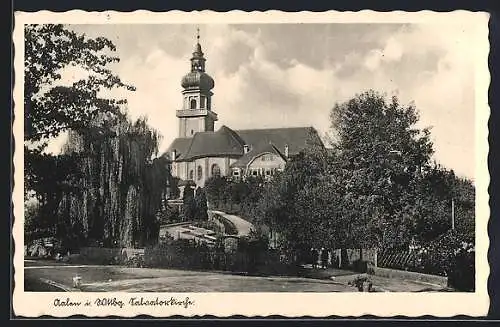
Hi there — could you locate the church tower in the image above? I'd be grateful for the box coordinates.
[177,28,218,138]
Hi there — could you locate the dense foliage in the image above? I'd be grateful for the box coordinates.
[144,237,290,276]
[194,187,209,221]
[204,175,266,219]
[204,91,475,284]
[24,24,134,145]
[420,229,475,290]
[24,25,169,249]
[55,116,169,248]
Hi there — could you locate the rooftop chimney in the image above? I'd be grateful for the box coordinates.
[171,149,177,161]
[284,144,289,158]
[243,145,250,154]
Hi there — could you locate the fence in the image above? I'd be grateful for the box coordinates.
[329,248,377,271]
[377,250,420,271]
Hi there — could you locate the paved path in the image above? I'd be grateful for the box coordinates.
[210,210,254,236]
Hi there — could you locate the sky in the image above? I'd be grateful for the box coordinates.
[46,23,478,179]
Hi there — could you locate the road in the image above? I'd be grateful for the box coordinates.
[24,259,450,293]
[24,260,356,292]
[210,210,254,236]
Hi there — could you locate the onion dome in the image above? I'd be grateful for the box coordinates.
[181,71,215,91]
[181,28,214,91]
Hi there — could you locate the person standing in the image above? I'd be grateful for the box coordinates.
[311,248,319,269]
[321,248,329,269]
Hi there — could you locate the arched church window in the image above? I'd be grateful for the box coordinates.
[189,170,194,180]
[190,99,197,109]
[211,164,221,177]
[197,165,203,181]
[200,96,205,109]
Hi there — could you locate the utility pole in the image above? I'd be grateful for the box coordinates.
[451,198,455,230]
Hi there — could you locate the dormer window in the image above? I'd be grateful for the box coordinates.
[243,145,250,154]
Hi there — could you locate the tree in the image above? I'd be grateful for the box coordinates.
[24,24,134,145]
[24,149,82,244]
[181,183,196,221]
[194,187,209,221]
[24,24,135,210]
[57,116,168,248]
[23,25,175,248]
[204,176,228,209]
[328,90,476,253]
[253,143,330,252]
[239,176,265,221]
[24,24,136,244]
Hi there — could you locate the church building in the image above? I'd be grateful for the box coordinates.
[164,32,324,189]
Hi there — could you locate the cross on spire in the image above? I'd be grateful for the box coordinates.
[196,26,200,43]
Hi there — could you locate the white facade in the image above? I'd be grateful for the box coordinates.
[172,157,238,188]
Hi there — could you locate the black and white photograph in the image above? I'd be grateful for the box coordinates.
[13,10,490,317]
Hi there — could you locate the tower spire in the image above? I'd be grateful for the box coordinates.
[190,26,205,72]
[178,26,217,137]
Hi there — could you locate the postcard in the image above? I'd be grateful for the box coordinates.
[13,10,490,317]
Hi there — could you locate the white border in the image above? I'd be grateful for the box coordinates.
[12,10,491,317]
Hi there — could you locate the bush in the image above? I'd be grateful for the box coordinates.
[420,230,475,291]
[377,230,475,291]
[144,237,288,276]
[157,205,181,224]
[348,275,373,292]
[125,253,145,268]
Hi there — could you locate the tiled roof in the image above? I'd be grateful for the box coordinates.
[164,125,324,162]
[178,125,245,161]
[163,137,192,160]
[231,143,287,168]
[235,126,323,156]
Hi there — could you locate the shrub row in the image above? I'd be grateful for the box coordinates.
[378,230,474,291]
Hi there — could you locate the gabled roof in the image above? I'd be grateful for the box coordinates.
[163,125,324,162]
[164,137,192,160]
[231,143,287,168]
[235,126,323,157]
[172,125,245,161]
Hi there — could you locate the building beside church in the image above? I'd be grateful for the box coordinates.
[164,34,324,189]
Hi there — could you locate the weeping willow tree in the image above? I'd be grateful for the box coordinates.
[57,113,171,248]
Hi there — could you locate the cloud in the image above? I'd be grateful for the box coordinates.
[42,23,478,179]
